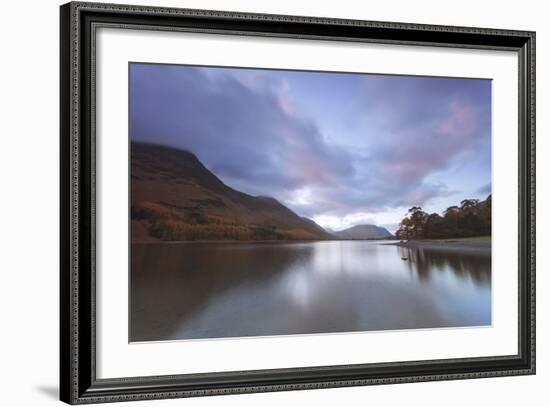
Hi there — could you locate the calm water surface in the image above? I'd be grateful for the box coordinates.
[130,241,491,342]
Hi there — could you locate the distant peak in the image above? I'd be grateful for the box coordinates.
[333,224,393,239]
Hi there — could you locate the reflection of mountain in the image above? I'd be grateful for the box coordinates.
[333,224,393,240]
[130,242,312,341]
[131,142,331,241]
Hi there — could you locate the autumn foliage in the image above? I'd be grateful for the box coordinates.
[395,195,491,240]
[131,201,321,241]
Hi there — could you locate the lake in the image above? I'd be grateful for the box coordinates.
[130,240,491,342]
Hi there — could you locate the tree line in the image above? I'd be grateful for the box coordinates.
[395,195,491,240]
[147,219,320,241]
[131,201,321,241]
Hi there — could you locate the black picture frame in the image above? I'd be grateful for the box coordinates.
[60,1,536,404]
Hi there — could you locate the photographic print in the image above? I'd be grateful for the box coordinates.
[129,63,492,342]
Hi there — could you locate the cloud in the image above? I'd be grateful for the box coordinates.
[131,64,354,200]
[338,75,491,213]
[131,65,491,226]
[476,183,492,195]
[372,98,481,183]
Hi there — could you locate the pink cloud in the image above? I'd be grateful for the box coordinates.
[437,98,477,140]
[383,98,480,183]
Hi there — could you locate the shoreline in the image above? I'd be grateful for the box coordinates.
[131,238,396,245]
[385,238,491,255]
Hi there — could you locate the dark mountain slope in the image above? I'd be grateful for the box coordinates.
[131,142,331,241]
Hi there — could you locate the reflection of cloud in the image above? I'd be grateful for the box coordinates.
[131,65,491,226]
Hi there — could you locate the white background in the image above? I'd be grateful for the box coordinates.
[0,0,547,406]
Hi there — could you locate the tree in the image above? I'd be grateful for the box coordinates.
[407,206,428,239]
[396,217,414,240]
[460,199,480,211]
[396,196,491,240]
[424,213,445,239]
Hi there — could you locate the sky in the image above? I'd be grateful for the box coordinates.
[130,63,491,233]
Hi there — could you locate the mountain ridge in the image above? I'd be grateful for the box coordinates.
[131,142,331,241]
[332,224,394,240]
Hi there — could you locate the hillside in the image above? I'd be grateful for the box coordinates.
[131,142,332,241]
[332,224,393,240]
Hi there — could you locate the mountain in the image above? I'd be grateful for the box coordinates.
[332,224,394,240]
[131,142,331,242]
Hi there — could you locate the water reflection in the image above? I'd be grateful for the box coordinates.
[130,241,491,342]
[397,246,491,284]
